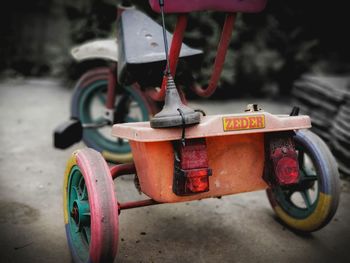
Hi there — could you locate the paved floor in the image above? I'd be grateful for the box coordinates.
[0,78,349,263]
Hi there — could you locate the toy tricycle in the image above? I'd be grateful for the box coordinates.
[62,1,340,262]
[53,0,202,163]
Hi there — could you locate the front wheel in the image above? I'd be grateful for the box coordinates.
[63,148,119,263]
[267,129,340,232]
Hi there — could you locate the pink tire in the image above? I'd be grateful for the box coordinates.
[63,148,118,263]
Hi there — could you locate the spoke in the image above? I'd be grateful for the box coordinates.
[80,184,88,201]
[97,90,106,105]
[300,190,312,209]
[298,149,305,168]
[282,189,294,202]
[77,177,88,201]
[83,227,91,244]
[72,186,80,201]
[113,96,121,107]
[302,174,318,182]
[78,176,84,192]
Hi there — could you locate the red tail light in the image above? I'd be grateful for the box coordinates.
[275,156,299,185]
[185,169,211,193]
[173,139,212,196]
[265,133,300,186]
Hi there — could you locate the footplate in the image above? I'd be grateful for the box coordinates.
[53,119,82,149]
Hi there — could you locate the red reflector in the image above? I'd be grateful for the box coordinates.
[184,169,211,193]
[275,157,299,185]
[173,166,212,195]
[186,176,209,193]
[180,140,208,170]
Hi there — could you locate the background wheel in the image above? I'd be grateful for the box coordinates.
[63,148,119,263]
[266,129,340,232]
[71,67,157,163]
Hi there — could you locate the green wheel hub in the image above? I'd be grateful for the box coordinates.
[67,166,91,256]
[71,200,90,228]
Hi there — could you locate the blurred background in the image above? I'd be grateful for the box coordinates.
[1,0,350,177]
[1,1,350,262]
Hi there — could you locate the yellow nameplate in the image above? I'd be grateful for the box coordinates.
[223,115,265,131]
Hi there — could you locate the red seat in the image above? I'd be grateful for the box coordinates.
[149,0,267,13]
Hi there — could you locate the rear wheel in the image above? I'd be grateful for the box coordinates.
[267,129,340,232]
[71,67,156,163]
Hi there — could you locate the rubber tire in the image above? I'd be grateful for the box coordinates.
[266,129,340,232]
[71,67,156,163]
[63,148,119,263]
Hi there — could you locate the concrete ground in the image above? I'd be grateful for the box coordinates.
[0,78,349,263]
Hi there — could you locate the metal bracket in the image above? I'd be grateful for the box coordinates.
[104,108,115,124]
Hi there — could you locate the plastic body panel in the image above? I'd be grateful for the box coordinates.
[130,133,267,203]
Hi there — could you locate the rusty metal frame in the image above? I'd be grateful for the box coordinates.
[110,163,162,212]
[147,12,236,101]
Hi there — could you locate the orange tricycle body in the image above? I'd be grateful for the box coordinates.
[112,111,311,203]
